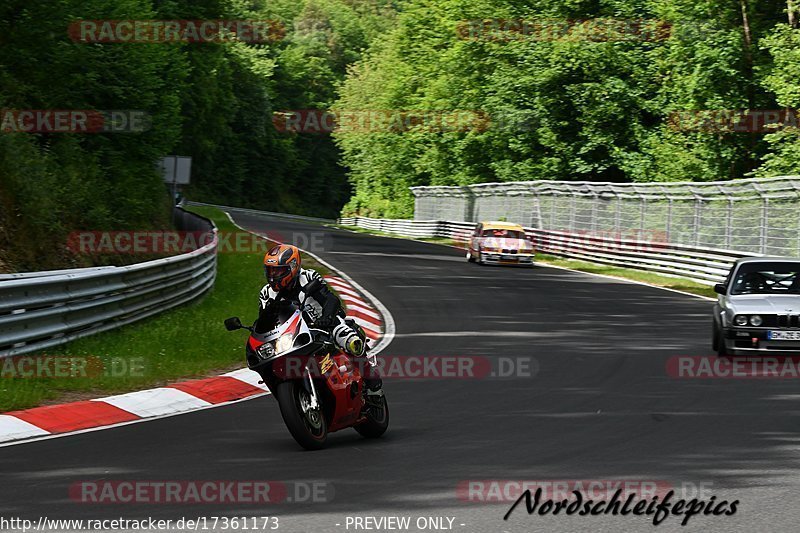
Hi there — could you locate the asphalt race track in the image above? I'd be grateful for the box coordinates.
[2,210,800,532]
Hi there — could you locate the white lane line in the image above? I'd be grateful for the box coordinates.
[94,388,211,418]
[0,416,50,443]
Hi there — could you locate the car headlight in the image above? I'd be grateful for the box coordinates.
[734,315,748,326]
[750,315,763,327]
[275,333,294,354]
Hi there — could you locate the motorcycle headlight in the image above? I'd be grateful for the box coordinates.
[257,343,275,359]
[750,315,763,327]
[734,315,748,326]
[275,333,294,354]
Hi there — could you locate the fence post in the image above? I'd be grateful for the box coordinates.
[693,196,702,247]
[666,198,673,243]
[531,189,542,229]
[639,197,647,240]
[726,198,734,249]
[569,193,577,232]
[761,196,769,255]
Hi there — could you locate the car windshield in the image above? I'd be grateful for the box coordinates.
[481,229,525,239]
[730,262,800,295]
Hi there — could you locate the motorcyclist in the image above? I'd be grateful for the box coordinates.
[256,244,382,392]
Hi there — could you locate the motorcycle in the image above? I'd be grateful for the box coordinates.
[224,281,389,450]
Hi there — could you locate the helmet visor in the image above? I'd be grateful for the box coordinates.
[265,265,292,286]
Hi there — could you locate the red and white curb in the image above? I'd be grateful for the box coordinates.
[324,275,383,343]
[0,276,387,446]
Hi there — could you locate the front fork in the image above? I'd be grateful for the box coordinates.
[302,360,320,411]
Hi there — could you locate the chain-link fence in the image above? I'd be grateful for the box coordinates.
[411,176,800,257]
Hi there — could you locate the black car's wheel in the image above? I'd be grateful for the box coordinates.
[355,394,389,439]
[275,380,328,450]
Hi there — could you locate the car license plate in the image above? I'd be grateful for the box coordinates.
[501,255,518,260]
[768,330,800,341]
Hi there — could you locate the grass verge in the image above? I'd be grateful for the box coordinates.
[0,206,331,412]
[533,254,716,299]
[333,223,716,299]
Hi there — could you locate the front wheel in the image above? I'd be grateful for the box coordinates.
[275,380,328,450]
[714,324,730,358]
[712,320,720,351]
[355,393,389,439]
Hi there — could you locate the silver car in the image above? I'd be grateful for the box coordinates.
[713,257,800,356]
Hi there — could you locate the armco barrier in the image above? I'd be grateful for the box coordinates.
[337,216,752,285]
[0,208,218,357]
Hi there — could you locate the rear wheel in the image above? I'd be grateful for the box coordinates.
[355,393,389,439]
[275,380,328,450]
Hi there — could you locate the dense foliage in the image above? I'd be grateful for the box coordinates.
[1,0,799,269]
[335,0,800,217]
[0,0,395,271]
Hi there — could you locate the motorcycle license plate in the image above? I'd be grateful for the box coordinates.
[768,331,800,341]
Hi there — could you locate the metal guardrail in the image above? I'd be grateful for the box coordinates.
[338,216,752,285]
[0,208,218,357]
[410,176,800,258]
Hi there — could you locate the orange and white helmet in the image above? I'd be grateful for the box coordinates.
[263,244,301,291]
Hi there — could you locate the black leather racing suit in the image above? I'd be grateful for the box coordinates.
[256,268,367,359]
